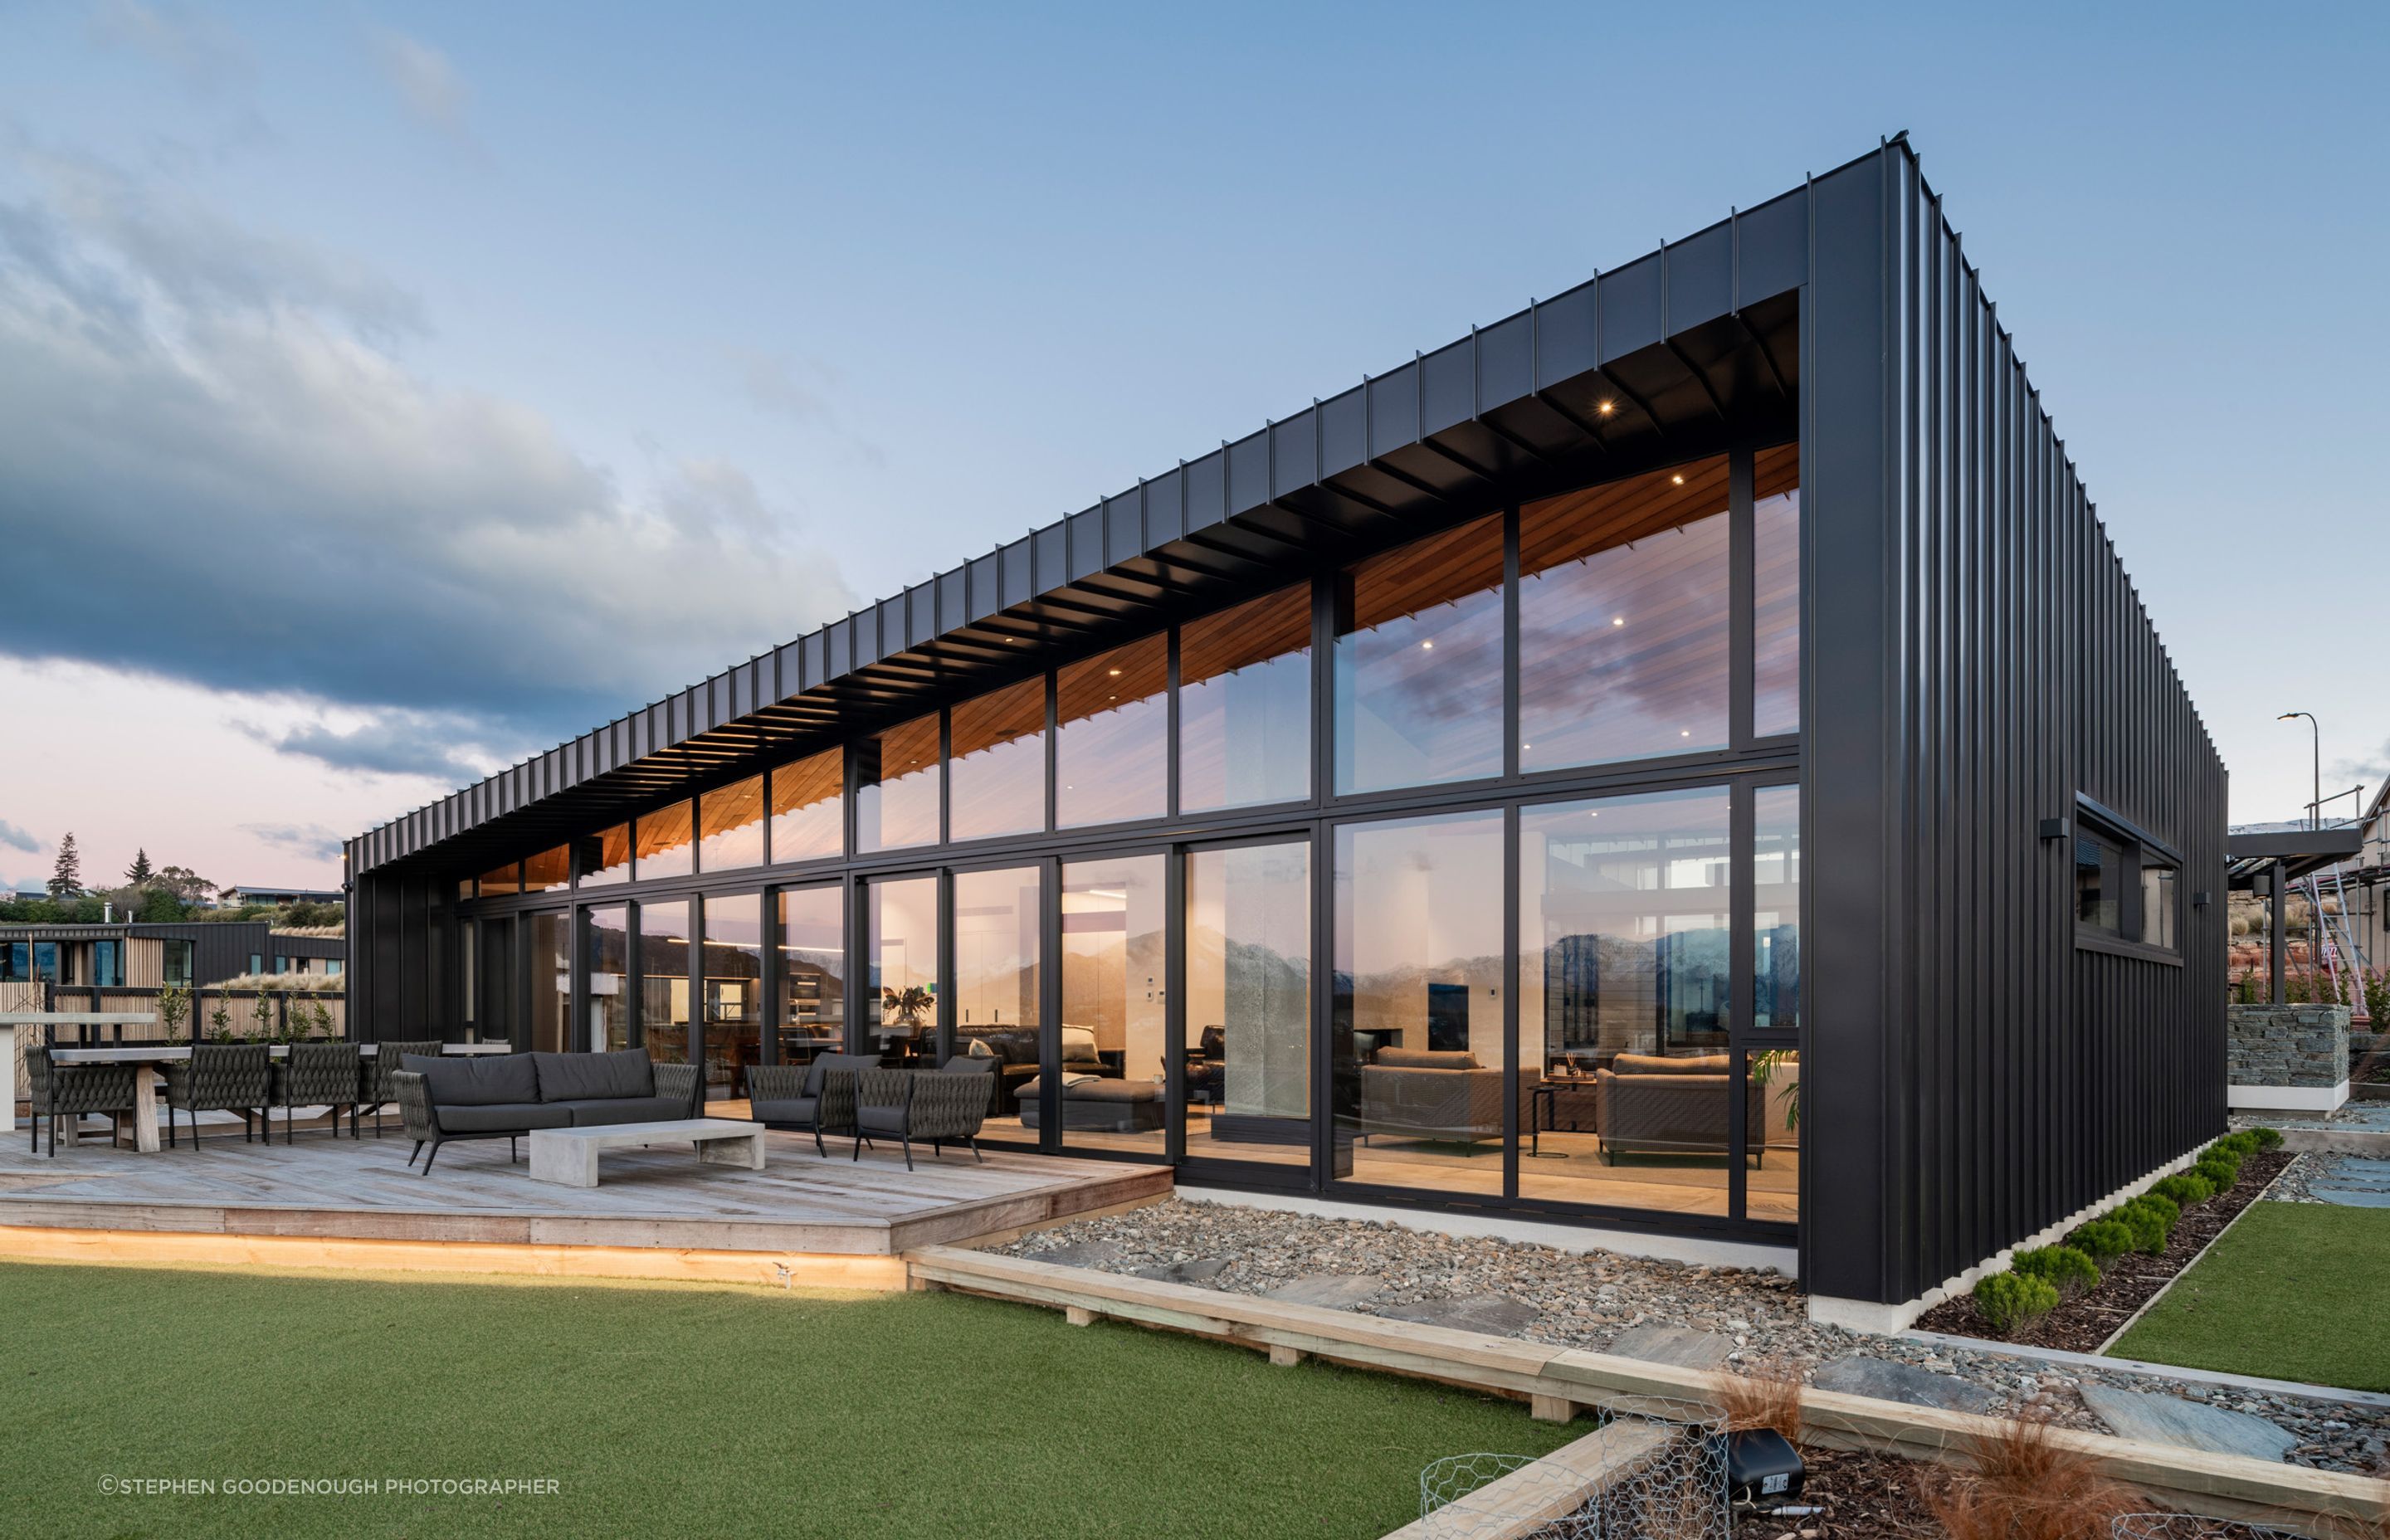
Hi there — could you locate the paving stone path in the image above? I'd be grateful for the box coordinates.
[1261,1274,1383,1309]
[2079,1384,2300,1462]
[1375,1293,1542,1337]
[1607,1323,1734,1372]
[1811,1355,1998,1416]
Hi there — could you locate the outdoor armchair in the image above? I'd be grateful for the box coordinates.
[272,1042,363,1143]
[26,1045,139,1157]
[358,1039,442,1136]
[851,1064,990,1172]
[163,1044,273,1151]
[745,1053,874,1156]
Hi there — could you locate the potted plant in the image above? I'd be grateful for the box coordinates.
[158,983,191,1041]
[881,985,933,1028]
[206,994,233,1044]
[1750,1050,1802,1132]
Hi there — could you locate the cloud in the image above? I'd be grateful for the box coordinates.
[237,821,347,864]
[729,348,885,467]
[0,139,858,774]
[237,708,502,785]
[89,1,252,96]
[0,819,39,853]
[2331,738,2388,792]
[369,27,472,143]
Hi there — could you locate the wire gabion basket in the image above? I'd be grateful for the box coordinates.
[1418,1401,1729,1540]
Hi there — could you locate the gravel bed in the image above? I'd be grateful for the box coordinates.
[992,1197,2390,1474]
[2267,1152,2331,1203]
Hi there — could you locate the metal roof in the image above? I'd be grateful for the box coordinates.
[348,155,1840,880]
[2226,826,2365,887]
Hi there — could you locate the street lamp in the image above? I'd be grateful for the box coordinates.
[2279,712,2319,830]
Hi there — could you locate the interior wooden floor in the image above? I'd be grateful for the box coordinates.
[0,1114,1169,1256]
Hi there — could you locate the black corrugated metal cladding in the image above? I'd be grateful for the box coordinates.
[1803,143,2228,1306]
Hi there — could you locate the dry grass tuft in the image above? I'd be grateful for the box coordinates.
[1923,1405,2134,1540]
[1712,1357,1804,1444]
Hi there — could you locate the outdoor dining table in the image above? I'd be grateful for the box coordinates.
[27,1038,512,1155]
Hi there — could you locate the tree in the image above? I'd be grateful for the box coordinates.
[124,848,154,887]
[153,865,217,904]
[47,833,80,899]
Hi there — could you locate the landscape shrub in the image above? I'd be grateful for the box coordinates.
[2195,1156,2241,1193]
[2070,1219,2134,1267]
[2010,1245,2100,1299]
[2215,1130,2259,1158]
[2246,1126,2283,1152]
[2203,1139,2245,1170]
[1973,1271,2061,1335]
[2117,1194,2177,1255]
[2149,1173,2212,1208]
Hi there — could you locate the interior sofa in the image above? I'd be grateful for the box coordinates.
[1593,1052,1765,1165]
[1014,1073,1163,1133]
[393,1049,700,1173]
[954,1026,1106,1116]
[1356,1046,1529,1145]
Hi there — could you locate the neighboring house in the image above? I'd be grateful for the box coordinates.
[0,922,345,992]
[343,140,2225,1330]
[215,885,345,908]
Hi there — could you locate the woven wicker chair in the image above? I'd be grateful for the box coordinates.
[851,1065,989,1171]
[358,1039,442,1136]
[271,1042,363,1143]
[745,1055,871,1157]
[26,1045,139,1157]
[163,1044,273,1151]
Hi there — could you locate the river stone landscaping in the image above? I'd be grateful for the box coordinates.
[993,1196,2390,1474]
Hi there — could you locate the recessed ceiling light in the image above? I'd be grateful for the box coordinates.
[1420,639,1434,651]
[1671,474,1685,485]
[1108,668,1121,676]
[1597,401,1614,416]
[1680,729,1690,737]
[1612,616,1625,627]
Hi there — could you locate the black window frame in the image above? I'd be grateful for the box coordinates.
[2071,795,2182,965]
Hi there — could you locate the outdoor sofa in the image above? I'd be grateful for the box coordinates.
[392,1049,699,1173]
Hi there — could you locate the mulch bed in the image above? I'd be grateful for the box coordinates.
[1912,1148,2294,1353]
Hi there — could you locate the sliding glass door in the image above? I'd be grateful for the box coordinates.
[1181,836,1313,1179]
[1057,854,1167,1157]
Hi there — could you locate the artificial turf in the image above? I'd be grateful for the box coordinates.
[2110,1199,2390,1391]
[0,1258,1572,1539]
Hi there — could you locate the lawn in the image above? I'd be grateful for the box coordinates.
[2110,1200,2390,1391]
[0,1259,1571,1540]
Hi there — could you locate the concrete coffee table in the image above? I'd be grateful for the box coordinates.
[527,1118,768,1188]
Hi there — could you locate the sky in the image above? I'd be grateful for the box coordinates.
[0,1,2385,895]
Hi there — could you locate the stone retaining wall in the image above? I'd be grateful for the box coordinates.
[2227,1003,2349,1111]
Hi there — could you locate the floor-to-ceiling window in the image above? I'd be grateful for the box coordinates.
[527,912,569,1053]
[700,894,763,1099]
[1333,810,1507,1196]
[1183,839,1311,1172]
[866,874,939,1062]
[1517,787,1736,1216]
[777,885,845,1070]
[1058,853,1167,1157]
[585,905,630,1051]
[1748,783,1802,1222]
[637,900,690,1064]
[954,865,1041,1139]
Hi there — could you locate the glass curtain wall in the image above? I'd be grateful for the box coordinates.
[524,846,570,893]
[769,748,844,864]
[585,905,630,1051]
[954,865,1042,1139]
[1178,584,1310,812]
[1058,854,1167,1157]
[527,912,569,1053]
[948,680,1046,842]
[1749,783,1802,1221]
[637,803,695,881]
[699,777,767,872]
[637,900,691,1064]
[1334,811,1507,1196]
[1519,458,1730,770]
[858,714,941,853]
[1334,516,1504,794]
[777,885,845,1068]
[700,894,763,1100]
[1056,636,1167,827]
[1183,841,1311,1171]
[579,824,632,887]
[1753,444,1802,738]
[1517,787,1734,1216]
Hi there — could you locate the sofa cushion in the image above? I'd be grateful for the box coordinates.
[403,1052,538,1107]
[530,1050,653,1102]
[1015,1075,1159,1103]
[752,1096,818,1125]
[550,1096,689,1127]
[1611,1052,1730,1077]
[856,1102,912,1135]
[1373,1047,1480,1071]
[438,1102,570,1133]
